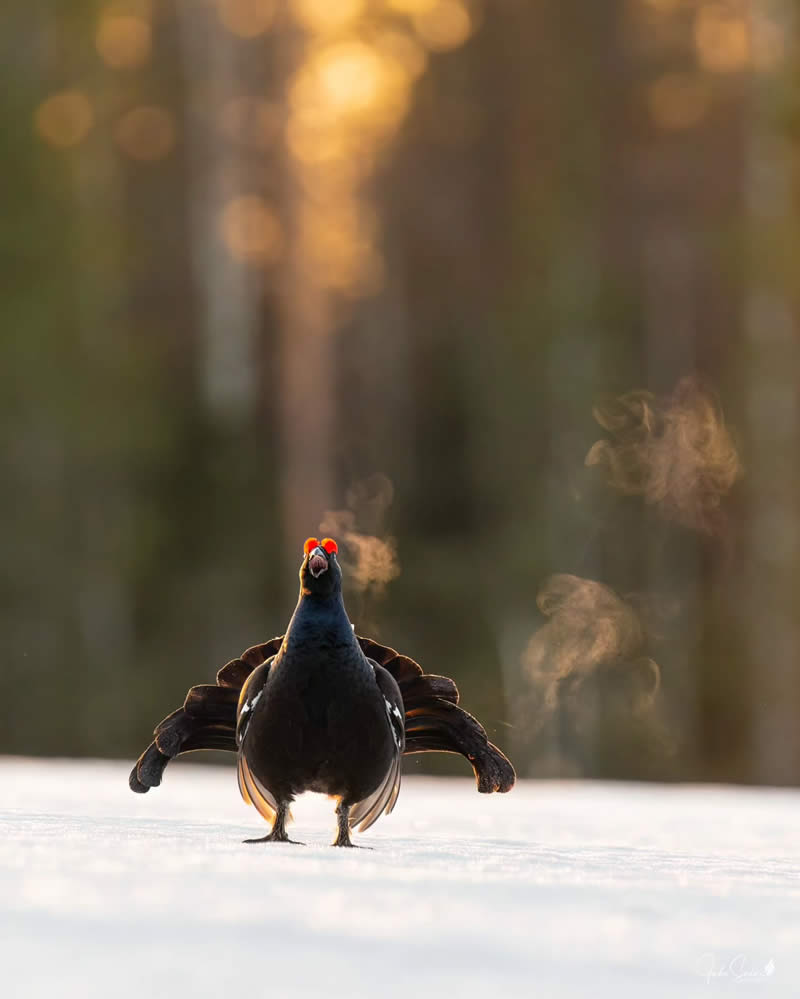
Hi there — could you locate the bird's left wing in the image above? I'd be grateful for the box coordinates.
[357,637,516,795]
[348,663,405,832]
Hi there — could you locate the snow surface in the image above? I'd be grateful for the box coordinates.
[2,758,799,998]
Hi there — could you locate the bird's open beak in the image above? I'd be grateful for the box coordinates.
[308,548,328,578]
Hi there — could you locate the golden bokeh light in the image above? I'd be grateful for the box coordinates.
[694,4,751,73]
[387,0,439,14]
[373,29,428,79]
[289,0,365,33]
[647,73,711,130]
[34,91,94,148]
[413,0,473,52]
[219,195,283,265]
[218,97,281,149]
[288,40,413,148]
[287,108,353,165]
[215,0,276,39]
[115,106,176,161]
[283,0,477,301]
[315,42,385,116]
[95,14,152,69]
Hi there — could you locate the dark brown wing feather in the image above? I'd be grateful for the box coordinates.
[129,683,241,792]
[349,664,405,831]
[358,638,514,793]
[404,700,515,793]
[129,633,515,796]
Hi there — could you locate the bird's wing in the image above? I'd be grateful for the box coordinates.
[357,636,516,795]
[235,658,274,747]
[128,638,283,794]
[236,756,279,826]
[348,663,405,832]
[234,659,285,824]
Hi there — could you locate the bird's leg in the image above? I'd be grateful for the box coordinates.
[243,802,303,845]
[331,800,362,848]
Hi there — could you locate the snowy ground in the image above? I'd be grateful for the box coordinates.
[1,759,799,998]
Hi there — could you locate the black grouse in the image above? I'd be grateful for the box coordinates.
[130,536,515,846]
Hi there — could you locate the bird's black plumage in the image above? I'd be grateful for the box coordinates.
[130,537,515,845]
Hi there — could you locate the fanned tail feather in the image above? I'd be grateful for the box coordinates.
[357,640,459,710]
[217,638,283,687]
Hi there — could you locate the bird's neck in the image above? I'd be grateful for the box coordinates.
[284,590,354,648]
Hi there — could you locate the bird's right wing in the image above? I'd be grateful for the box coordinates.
[128,637,282,793]
[234,657,283,825]
[235,658,275,748]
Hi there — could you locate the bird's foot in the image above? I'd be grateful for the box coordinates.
[243,832,305,845]
[330,801,371,846]
[330,833,371,849]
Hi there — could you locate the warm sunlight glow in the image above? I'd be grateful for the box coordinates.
[95,14,152,69]
[413,0,473,51]
[287,109,352,164]
[647,73,711,130]
[282,0,479,300]
[314,43,385,115]
[387,0,439,14]
[289,42,412,141]
[219,195,283,265]
[215,0,276,39]
[694,5,751,73]
[289,0,366,33]
[115,106,175,160]
[373,29,428,79]
[35,91,94,148]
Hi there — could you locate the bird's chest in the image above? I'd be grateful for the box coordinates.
[262,652,382,744]
[246,652,391,797]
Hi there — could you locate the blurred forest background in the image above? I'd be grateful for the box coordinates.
[2,0,799,785]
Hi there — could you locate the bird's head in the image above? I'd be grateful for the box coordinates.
[300,536,342,597]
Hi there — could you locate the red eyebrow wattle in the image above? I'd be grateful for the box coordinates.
[321,538,338,554]
[303,537,320,555]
